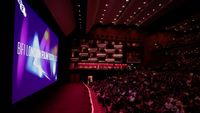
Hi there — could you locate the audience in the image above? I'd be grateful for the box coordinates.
[166,32,200,48]
[153,32,200,71]
[90,70,200,113]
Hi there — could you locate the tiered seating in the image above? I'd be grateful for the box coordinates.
[90,70,200,113]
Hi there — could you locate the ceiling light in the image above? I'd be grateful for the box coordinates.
[143,2,146,4]
[138,7,141,10]
[100,21,103,23]
[147,13,150,16]
[116,15,119,17]
[142,17,145,19]
[192,19,195,22]
[126,0,129,2]
[102,14,104,16]
[103,9,106,11]
[79,18,82,20]
[138,20,141,23]
[122,5,125,8]
[119,10,122,13]
[130,16,133,18]
[105,4,109,7]
[77,5,80,7]
[158,3,162,7]
[127,19,129,21]
[101,18,103,20]
[152,9,155,12]
[78,10,81,12]
[133,12,136,14]
[79,14,81,16]
[114,18,117,20]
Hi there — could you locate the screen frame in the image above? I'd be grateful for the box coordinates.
[12,0,59,104]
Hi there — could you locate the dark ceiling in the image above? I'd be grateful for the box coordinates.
[30,0,200,36]
[84,0,200,33]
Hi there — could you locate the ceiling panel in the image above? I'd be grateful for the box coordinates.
[87,0,178,31]
[117,0,150,25]
[44,0,76,36]
[41,0,200,35]
[102,0,128,24]
[86,0,100,32]
[131,0,172,26]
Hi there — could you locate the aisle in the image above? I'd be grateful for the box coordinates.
[38,83,91,113]
[84,83,106,113]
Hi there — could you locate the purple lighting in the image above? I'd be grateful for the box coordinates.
[12,0,59,104]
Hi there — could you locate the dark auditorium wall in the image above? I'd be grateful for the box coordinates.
[58,35,75,82]
[143,32,171,66]
[0,0,15,112]
[89,27,142,41]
